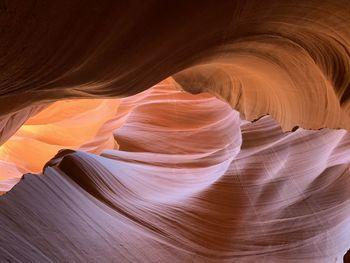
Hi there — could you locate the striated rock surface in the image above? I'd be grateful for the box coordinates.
[0,1,350,262]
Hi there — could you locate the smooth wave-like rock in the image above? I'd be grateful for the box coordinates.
[1,1,350,262]
[0,82,350,262]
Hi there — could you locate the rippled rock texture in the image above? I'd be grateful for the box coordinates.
[1,1,350,262]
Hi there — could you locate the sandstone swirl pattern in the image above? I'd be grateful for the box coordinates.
[0,1,350,262]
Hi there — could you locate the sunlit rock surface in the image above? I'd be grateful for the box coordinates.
[1,1,350,262]
[0,98,119,191]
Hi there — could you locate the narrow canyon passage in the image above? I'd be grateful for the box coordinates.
[1,1,350,262]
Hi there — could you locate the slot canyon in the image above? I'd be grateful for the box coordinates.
[1,1,350,262]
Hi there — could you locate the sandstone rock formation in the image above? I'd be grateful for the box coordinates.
[1,1,350,262]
